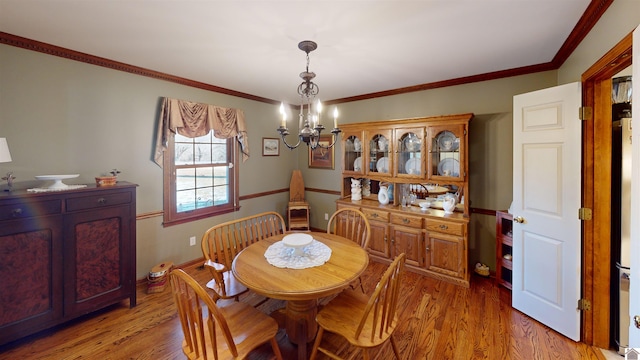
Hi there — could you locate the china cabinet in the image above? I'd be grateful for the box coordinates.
[337,113,472,287]
[0,182,137,346]
[495,210,513,289]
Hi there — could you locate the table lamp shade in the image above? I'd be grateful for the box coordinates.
[0,138,12,163]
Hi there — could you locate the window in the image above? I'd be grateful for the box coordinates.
[163,131,238,226]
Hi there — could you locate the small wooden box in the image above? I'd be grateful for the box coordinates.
[95,176,117,186]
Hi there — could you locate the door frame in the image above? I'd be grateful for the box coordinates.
[581,31,632,347]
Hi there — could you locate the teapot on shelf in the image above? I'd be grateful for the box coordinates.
[442,196,456,214]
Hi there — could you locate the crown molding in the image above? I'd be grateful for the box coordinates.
[0,1,610,105]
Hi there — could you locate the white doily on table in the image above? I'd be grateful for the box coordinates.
[27,185,87,192]
[264,239,332,269]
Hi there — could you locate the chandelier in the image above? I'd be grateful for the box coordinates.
[277,40,341,150]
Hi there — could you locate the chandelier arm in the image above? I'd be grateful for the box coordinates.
[278,129,303,150]
[313,132,342,150]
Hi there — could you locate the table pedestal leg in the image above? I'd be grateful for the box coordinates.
[285,299,318,344]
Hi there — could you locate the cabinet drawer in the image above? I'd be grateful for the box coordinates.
[425,219,464,236]
[66,192,132,211]
[0,200,61,220]
[362,208,389,222]
[390,213,422,228]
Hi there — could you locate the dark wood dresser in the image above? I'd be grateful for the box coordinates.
[0,182,137,346]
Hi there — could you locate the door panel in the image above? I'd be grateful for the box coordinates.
[524,144,563,215]
[512,82,582,341]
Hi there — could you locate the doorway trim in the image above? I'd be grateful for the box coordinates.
[581,31,632,347]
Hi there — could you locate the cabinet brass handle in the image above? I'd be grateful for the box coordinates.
[426,246,430,252]
[372,213,378,218]
[11,208,23,217]
[439,224,448,230]
[403,218,409,224]
[97,198,107,204]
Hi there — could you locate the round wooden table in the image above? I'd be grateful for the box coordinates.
[232,232,368,350]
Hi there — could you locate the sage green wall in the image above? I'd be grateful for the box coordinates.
[0,45,296,278]
[1,1,638,279]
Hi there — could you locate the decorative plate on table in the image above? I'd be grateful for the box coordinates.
[34,174,80,189]
[437,158,460,177]
[376,157,389,173]
[353,157,363,171]
[405,158,421,175]
[437,131,459,151]
[282,233,314,255]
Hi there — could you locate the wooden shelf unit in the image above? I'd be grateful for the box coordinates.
[495,210,513,289]
[337,114,473,287]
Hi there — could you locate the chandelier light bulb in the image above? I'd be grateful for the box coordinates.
[279,102,287,127]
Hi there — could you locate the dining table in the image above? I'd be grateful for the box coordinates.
[231,231,369,358]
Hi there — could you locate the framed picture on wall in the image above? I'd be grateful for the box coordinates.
[308,135,334,169]
[262,138,279,156]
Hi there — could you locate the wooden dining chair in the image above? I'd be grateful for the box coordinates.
[201,211,286,302]
[327,207,371,292]
[169,269,283,360]
[309,253,406,360]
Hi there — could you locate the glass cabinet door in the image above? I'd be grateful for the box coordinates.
[428,125,464,180]
[366,129,392,175]
[342,131,364,174]
[396,127,425,178]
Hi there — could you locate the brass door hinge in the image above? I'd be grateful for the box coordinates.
[578,208,592,221]
[578,298,591,311]
[579,107,593,121]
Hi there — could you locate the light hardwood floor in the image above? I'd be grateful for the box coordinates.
[0,260,609,359]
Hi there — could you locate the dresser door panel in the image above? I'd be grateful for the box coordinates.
[63,205,131,317]
[0,215,63,344]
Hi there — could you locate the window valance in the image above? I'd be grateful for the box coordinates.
[153,97,249,167]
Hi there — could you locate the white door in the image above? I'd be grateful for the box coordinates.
[512,82,582,341]
[629,24,640,348]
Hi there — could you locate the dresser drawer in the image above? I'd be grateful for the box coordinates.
[362,208,389,222]
[0,199,62,220]
[390,213,422,228]
[66,191,132,211]
[425,219,464,236]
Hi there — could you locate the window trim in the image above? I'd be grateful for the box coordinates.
[162,132,240,227]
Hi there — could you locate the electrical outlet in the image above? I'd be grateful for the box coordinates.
[324,213,329,220]
[189,236,196,246]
